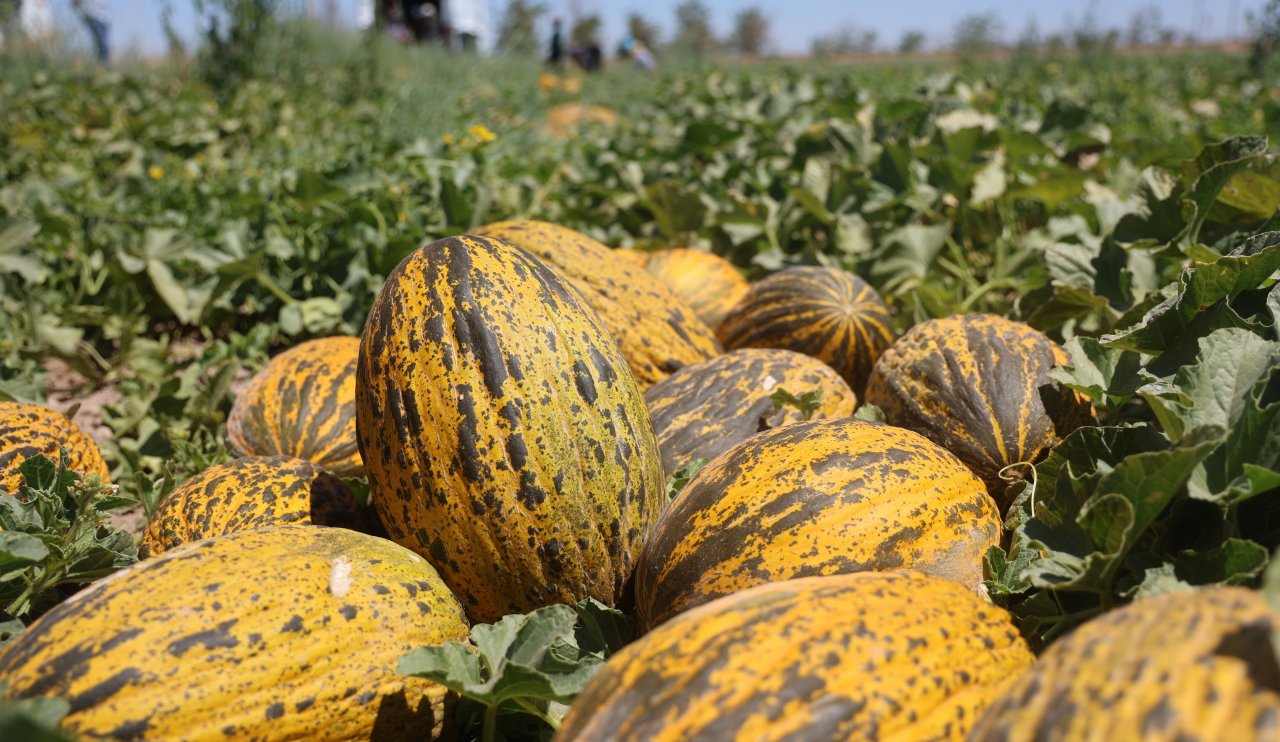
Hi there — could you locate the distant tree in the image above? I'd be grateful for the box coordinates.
[897,30,925,55]
[570,13,602,47]
[1250,0,1280,74]
[1013,19,1040,57]
[626,11,661,49]
[1043,33,1068,58]
[1065,9,1117,56]
[953,12,1002,59]
[497,0,546,56]
[672,0,716,58]
[1125,5,1165,47]
[811,25,877,58]
[729,7,769,56]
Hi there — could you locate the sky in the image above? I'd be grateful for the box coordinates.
[43,0,1268,58]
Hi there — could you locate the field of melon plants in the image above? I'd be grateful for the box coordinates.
[1,41,1280,740]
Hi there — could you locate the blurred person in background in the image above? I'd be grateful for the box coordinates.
[547,17,563,66]
[448,0,488,52]
[618,34,656,71]
[72,0,109,62]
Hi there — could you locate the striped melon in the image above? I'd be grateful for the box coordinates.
[0,525,468,740]
[643,348,857,478]
[139,455,366,557]
[357,234,664,623]
[643,248,749,329]
[635,417,1000,628]
[558,571,1034,741]
[226,336,363,478]
[472,220,720,389]
[0,401,110,494]
[865,313,1094,509]
[716,266,895,398]
[971,586,1280,741]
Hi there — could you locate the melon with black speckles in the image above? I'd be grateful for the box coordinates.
[716,266,896,399]
[643,248,749,329]
[473,220,721,389]
[635,416,1000,628]
[970,586,1280,741]
[865,313,1095,510]
[0,525,469,740]
[357,234,664,624]
[227,336,363,478]
[557,571,1034,741]
[0,401,110,494]
[644,348,857,478]
[139,455,367,557]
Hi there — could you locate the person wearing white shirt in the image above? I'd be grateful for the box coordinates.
[446,0,488,52]
[72,0,109,62]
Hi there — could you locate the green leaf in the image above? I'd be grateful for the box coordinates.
[645,180,707,240]
[0,533,50,581]
[1172,539,1269,586]
[854,402,885,423]
[769,387,824,420]
[665,458,709,502]
[400,598,627,739]
[1048,336,1144,409]
[1130,563,1191,600]
[1216,171,1280,221]
[1141,328,1280,442]
[0,218,47,282]
[0,454,139,619]
[1104,233,1280,353]
[572,599,635,658]
[1189,362,1280,505]
[1174,136,1270,248]
[0,683,71,742]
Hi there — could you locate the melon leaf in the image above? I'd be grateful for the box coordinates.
[400,598,635,740]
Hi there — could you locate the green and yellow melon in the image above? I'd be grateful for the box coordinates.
[970,586,1280,741]
[865,313,1094,509]
[558,571,1034,741]
[0,401,110,494]
[635,416,1000,628]
[715,266,895,398]
[0,525,468,740]
[643,248,749,329]
[357,234,664,623]
[139,455,366,557]
[226,336,363,478]
[473,220,720,389]
[643,348,857,478]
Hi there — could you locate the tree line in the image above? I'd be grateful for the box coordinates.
[497,1,1277,62]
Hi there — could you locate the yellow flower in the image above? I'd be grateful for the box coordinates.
[148,165,165,180]
[469,124,497,144]
[441,133,456,146]
[398,212,408,223]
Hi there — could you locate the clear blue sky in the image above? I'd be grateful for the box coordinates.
[75,0,1265,58]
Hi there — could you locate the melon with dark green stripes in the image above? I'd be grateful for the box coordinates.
[0,401,110,494]
[643,348,857,478]
[473,220,721,389]
[643,248,749,329]
[0,525,468,740]
[865,313,1094,509]
[635,417,1001,628]
[139,455,367,557]
[715,266,895,398]
[971,586,1280,741]
[357,234,665,623]
[558,571,1034,741]
[227,336,363,478]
